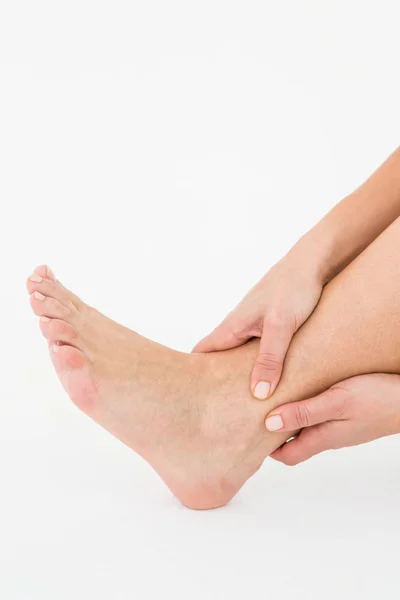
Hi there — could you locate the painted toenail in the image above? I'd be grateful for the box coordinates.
[46,266,56,279]
[34,291,45,301]
[40,316,51,322]
[253,381,271,400]
[30,274,43,282]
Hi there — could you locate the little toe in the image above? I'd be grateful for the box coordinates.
[45,265,56,280]
[39,317,78,346]
[26,265,54,293]
[32,265,50,279]
[32,264,56,280]
[30,292,72,320]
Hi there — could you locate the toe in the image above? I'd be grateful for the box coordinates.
[50,345,97,412]
[26,267,84,312]
[51,343,87,368]
[39,317,78,345]
[27,277,76,309]
[30,264,56,282]
[26,265,54,293]
[33,264,52,279]
[30,292,72,320]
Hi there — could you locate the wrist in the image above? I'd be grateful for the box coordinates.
[284,229,336,286]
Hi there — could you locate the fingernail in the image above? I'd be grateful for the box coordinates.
[29,274,42,282]
[265,415,283,431]
[253,381,271,400]
[40,316,51,322]
[34,291,45,301]
[46,266,56,279]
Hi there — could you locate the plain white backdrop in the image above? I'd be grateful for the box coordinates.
[1,1,400,598]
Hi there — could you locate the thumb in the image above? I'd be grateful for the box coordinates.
[251,315,294,400]
[264,387,347,432]
[192,316,250,353]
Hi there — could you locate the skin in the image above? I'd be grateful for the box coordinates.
[26,215,400,509]
[268,374,400,465]
[195,146,400,457]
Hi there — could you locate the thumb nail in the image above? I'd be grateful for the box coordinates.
[253,381,271,400]
[265,415,283,431]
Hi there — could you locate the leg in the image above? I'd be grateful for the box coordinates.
[26,218,400,509]
[266,214,400,411]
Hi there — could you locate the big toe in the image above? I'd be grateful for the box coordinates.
[50,344,97,413]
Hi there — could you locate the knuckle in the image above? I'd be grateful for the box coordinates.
[294,402,312,428]
[265,308,286,328]
[257,351,281,371]
[328,386,354,417]
[265,307,297,333]
[247,316,264,337]
[231,327,246,342]
[226,319,248,343]
[331,399,346,420]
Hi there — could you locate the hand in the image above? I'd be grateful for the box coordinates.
[193,253,323,399]
[266,374,400,465]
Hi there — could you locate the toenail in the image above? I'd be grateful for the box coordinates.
[46,266,56,280]
[40,316,51,322]
[34,291,45,301]
[30,274,43,282]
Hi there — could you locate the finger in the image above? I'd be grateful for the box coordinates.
[251,314,295,399]
[192,317,251,353]
[265,387,347,432]
[270,425,332,465]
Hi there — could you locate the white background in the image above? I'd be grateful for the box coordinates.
[1,1,400,598]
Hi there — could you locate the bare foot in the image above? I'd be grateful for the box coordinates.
[27,265,274,509]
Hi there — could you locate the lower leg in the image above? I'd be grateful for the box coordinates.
[26,218,400,508]
[266,215,400,415]
[222,215,400,463]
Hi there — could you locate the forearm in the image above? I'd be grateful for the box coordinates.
[288,146,400,284]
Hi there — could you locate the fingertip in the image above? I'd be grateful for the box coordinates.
[193,327,249,354]
[269,444,291,463]
[265,414,284,431]
[191,341,206,353]
[271,444,301,466]
[271,428,325,466]
[252,380,272,400]
[269,450,285,463]
[191,338,215,354]
[251,359,282,400]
